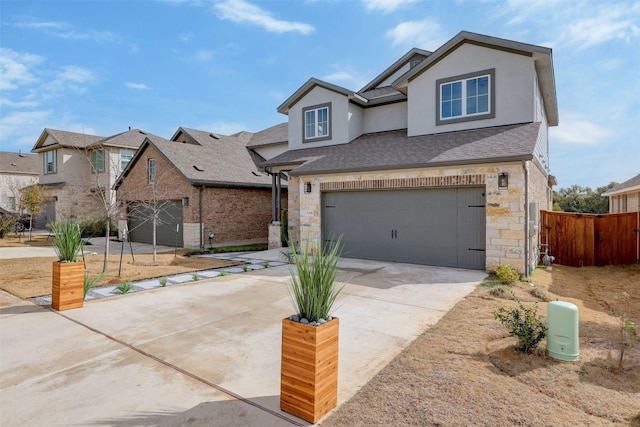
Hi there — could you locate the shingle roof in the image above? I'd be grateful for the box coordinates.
[246,122,288,148]
[602,173,640,196]
[31,128,104,151]
[262,122,541,175]
[90,129,165,149]
[147,129,273,188]
[0,151,39,175]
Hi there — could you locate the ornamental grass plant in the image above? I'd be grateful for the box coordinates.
[288,237,344,323]
[50,219,85,262]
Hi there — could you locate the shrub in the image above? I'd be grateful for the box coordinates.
[159,277,168,287]
[192,273,200,281]
[495,264,520,285]
[262,261,270,268]
[79,217,114,238]
[600,292,639,373]
[489,285,508,298]
[219,270,228,276]
[242,264,249,272]
[494,292,547,353]
[288,237,344,322]
[0,216,17,238]
[529,286,549,302]
[116,282,134,294]
[50,219,85,262]
[84,272,105,299]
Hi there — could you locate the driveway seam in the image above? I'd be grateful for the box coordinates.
[50,308,304,426]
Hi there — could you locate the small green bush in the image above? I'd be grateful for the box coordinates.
[262,261,270,268]
[79,217,115,238]
[116,282,134,294]
[50,219,85,262]
[192,273,200,281]
[242,264,249,272]
[495,264,520,285]
[84,272,105,299]
[0,216,17,238]
[159,277,168,287]
[219,270,228,276]
[494,293,547,353]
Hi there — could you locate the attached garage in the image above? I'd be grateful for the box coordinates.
[128,200,184,247]
[321,187,485,269]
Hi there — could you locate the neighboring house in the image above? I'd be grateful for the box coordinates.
[261,31,558,274]
[114,127,286,248]
[602,174,640,213]
[30,128,162,226]
[0,151,39,218]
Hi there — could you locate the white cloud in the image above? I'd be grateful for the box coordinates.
[125,82,151,90]
[194,49,215,62]
[14,18,120,43]
[385,18,448,50]
[0,109,52,149]
[45,66,97,98]
[363,0,417,14]
[553,4,640,50]
[321,67,368,90]
[213,0,315,35]
[0,48,43,90]
[550,114,612,145]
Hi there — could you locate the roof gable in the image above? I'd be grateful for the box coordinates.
[359,48,431,93]
[277,78,354,114]
[90,128,164,149]
[393,31,558,126]
[31,128,104,152]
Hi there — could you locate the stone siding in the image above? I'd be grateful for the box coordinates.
[290,160,550,273]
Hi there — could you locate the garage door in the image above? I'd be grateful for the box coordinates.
[128,200,184,247]
[321,187,485,269]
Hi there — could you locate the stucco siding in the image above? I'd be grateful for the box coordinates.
[347,103,364,143]
[252,143,288,161]
[287,86,350,150]
[407,43,534,136]
[362,102,408,134]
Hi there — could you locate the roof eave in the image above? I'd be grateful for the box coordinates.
[288,154,534,176]
[277,78,353,115]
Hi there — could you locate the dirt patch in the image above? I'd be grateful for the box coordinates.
[322,264,640,426]
[0,251,239,299]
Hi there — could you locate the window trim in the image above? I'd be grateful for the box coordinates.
[302,102,332,143]
[91,148,105,173]
[436,68,495,126]
[148,158,156,184]
[43,150,57,174]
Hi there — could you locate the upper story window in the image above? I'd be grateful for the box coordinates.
[303,103,331,142]
[43,150,57,174]
[436,69,495,125]
[8,197,16,211]
[148,158,156,183]
[120,149,134,171]
[91,148,105,173]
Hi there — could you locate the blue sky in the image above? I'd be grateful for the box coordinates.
[1,0,638,189]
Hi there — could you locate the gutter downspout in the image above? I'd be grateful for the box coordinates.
[522,160,530,277]
[199,186,204,250]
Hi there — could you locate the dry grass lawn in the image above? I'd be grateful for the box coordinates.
[322,264,640,427]
[0,235,239,299]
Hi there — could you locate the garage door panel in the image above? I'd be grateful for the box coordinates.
[322,188,485,270]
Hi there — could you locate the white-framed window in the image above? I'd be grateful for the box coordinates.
[436,69,495,125]
[44,150,57,174]
[91,148,105,173]
[8,197,16,211]
[120,149,134,171]
[303,103,331,142]
[148,158,156,183]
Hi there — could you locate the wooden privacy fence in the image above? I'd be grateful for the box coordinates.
[540,211,640,267]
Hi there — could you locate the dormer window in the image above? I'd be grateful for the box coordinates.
[436,69,495,125]
[303,103,331,142]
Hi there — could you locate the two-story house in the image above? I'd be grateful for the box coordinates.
[262,31,558,275]
[0,151,39,216]
[31,128,164,225]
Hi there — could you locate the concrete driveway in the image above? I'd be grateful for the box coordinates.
[0,254,486,426]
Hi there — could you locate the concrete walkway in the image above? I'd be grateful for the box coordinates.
[0,254,486,426]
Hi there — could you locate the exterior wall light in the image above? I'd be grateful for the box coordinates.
[498,172,509,189]
[305,182,312,193]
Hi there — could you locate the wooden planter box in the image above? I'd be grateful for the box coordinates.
[51,261,85,311]
[280,317,339,423]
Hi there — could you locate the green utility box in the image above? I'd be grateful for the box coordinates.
[547,301,579,362]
